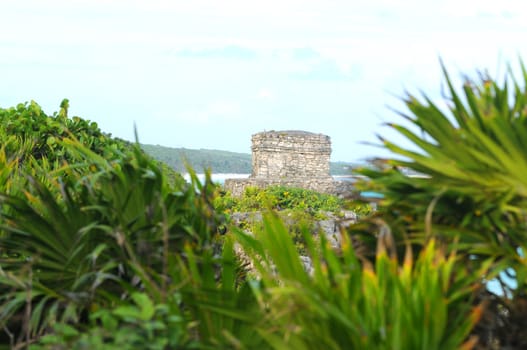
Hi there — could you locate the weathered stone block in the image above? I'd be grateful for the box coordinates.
[225,130,353,197]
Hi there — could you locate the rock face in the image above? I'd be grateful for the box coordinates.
[225,130,353,196]
[315,210,357,248]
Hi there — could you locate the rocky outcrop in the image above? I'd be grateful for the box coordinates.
[315,210,357,248]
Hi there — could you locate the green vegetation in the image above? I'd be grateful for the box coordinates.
[141,144,252,174]
[2,60,527,349]
[215,185,344,215]
[215,186,349,254]
[0,99,131,165]
[235,216,483,349]
[141,143,355,175]
[354,61,527,347]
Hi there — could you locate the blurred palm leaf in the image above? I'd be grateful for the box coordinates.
[0,140,223,340]
[356,62,527,294]
[351,61,527,347]
[235,213,484,349]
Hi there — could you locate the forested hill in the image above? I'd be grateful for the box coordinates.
[141,144,355,175]
[141,144,251,174]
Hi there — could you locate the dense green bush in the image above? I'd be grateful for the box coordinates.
[215,186,348,254]
[215,185,344,217]
[0,141,265,349]
[0,100,182,196]
[0,102,248,348]
[0,99,131,165]
[235,214,485,349]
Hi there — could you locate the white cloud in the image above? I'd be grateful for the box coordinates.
[257,88,274,100]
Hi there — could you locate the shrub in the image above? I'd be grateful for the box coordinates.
[215,185,344,216]
[6,57,527,348]
[0,140,244,347]
[353,61,527,347]
[235,213,486,349]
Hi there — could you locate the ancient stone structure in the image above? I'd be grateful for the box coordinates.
[224,130,353,197]
[251,130,331,179]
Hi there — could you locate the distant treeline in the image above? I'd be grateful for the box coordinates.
[141,144,355,175]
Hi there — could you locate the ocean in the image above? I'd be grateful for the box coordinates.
[183,174,356,185]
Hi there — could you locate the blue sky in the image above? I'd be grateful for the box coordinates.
[1,0,527,161]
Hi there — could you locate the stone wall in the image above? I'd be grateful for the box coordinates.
[251,130,331,178]
[224,130,353,197]
[224,177,343,197]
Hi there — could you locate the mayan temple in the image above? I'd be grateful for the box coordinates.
[224,130,352,196]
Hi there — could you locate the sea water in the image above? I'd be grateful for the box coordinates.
[183,174,357,185]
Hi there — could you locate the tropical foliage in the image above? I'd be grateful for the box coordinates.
[0,99,131,165]
[0,134,259,349]
[235,214,485,349]
[2,59,527,349]
[215,185,349,254]
[215,185,344,216]
[355,61,527,348]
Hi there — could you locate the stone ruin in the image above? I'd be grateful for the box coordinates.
[224,130,353,197]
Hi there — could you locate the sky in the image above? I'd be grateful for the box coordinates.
[1,0,527,162]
